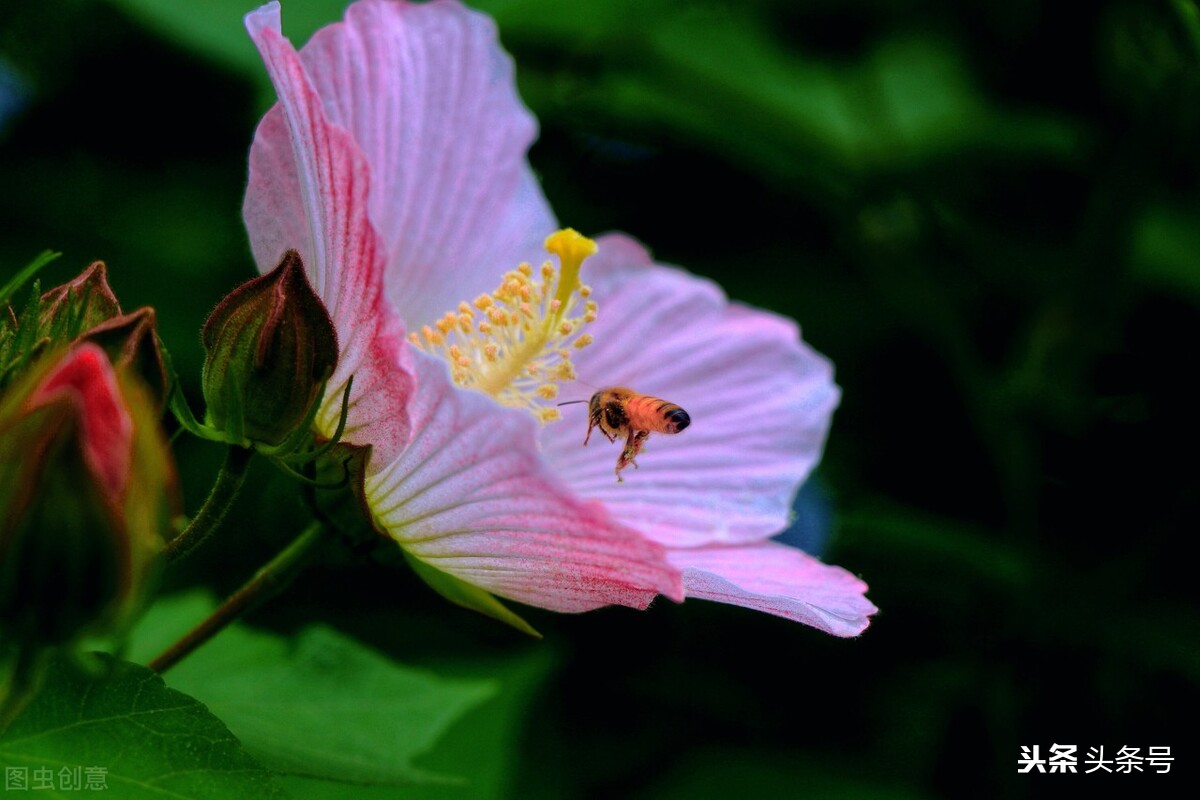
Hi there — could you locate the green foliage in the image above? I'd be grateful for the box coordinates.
[124,592,498,787]
[104,0,1076,197]
[5,0,1200,796]
[0,282,45,390]
[0,654,288,799]
[0,250,59,307]
[493,4,1076,193]
[106,0,347,95]
[0,260,124,391]
[1132,202,1200,302]
[281,647,557,800]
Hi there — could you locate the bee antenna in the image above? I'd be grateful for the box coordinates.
[556,400,588,407]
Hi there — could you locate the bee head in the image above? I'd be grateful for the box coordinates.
[588,390,604,421]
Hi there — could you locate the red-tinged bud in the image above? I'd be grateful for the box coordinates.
[80,309,169,408]
[201,250,338,447]
[1,262,166,403]
[0,344,176,652]
[37,261,121,336]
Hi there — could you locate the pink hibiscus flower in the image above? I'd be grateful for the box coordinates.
[242,0,876,635]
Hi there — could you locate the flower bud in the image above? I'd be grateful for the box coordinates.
[0,344,176,650]
[37,261,122,338]
[201,250,338,447]
[1,262,165,403]
[80,308,169,408]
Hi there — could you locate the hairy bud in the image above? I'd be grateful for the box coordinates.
[201,250,338,447]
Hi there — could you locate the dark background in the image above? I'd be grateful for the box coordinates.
[1,0,1197,797]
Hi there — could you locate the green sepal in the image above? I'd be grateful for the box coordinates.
[308,439,541,637]
[36,261,121,341]
[0,282,46,389]
[272,376,353,463]
[162,343,227,443]
[403,552,542,638]
[220,369,248,446]
[312,441,381,550]
[2,260,165,399]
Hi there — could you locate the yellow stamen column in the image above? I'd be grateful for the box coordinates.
[410,229,600,423]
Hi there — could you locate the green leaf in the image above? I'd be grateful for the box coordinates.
[0,654,288,799]
[280,646,558,800]
[472,1,1077,190]
[126,592,497,786]
[1131,202,1200,303]
[0,250,60,307]
[105,0,347,80]
[106,0,267,77]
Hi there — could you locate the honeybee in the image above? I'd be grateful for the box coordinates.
[559,387,690,482]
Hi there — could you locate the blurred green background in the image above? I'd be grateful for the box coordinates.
[1,0,1197,797]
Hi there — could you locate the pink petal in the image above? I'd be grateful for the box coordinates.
[668,541,876,636]
[244,2,415,464]
[298,0,556,329]
[366,354,684,613]
[28,344,132,500]
[541,234,840,548]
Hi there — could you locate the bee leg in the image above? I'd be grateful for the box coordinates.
[615,430,648,481]
[584,406,602,446]
[615,433,635,482]
[628,430,649,467]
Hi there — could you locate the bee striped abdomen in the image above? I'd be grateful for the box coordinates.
[665,405,691,433]
[626,394,690,434]
[569,386,691,480]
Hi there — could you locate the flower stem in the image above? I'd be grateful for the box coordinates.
[163,445,253,564]
[149,522,326,674]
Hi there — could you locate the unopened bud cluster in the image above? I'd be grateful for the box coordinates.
[1,262,176,654]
